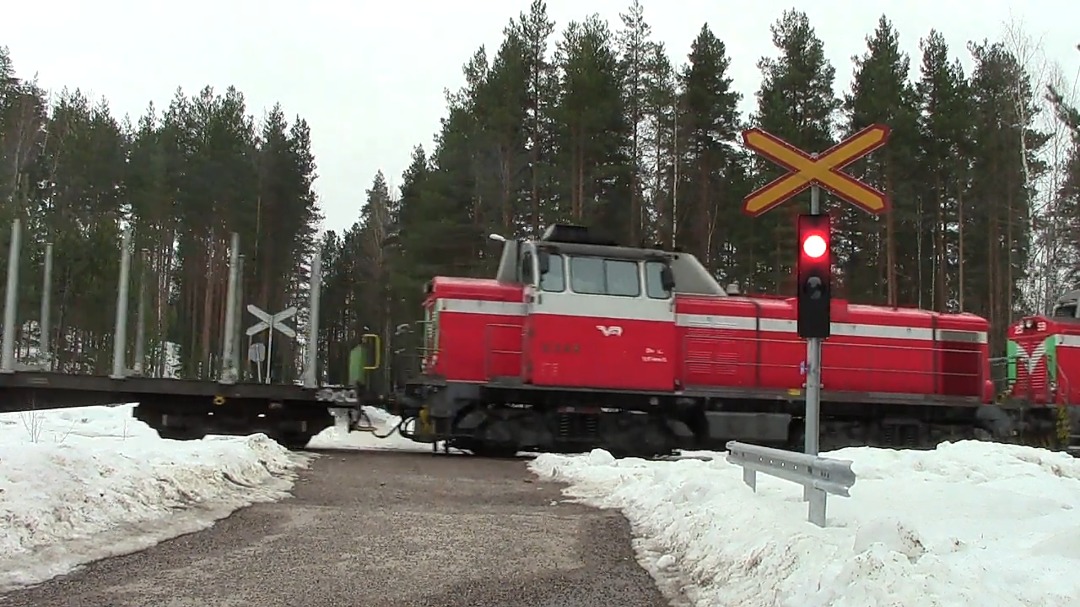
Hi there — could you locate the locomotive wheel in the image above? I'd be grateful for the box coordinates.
[603,414,677,459]
[469,442,520,458]
[272,431,316,451]
[156,426,208,441]
[470,415,521,458]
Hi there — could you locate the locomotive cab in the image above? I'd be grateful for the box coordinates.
[506,225,684,391]
[1051,290,1080,320]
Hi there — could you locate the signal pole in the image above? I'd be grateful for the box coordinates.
[738,123,891,466]
[806,182,822,458]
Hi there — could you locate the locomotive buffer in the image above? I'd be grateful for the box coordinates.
[742,124,891,457]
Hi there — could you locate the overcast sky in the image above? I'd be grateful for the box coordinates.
[2,0,1077,234]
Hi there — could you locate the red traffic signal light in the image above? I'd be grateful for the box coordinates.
[802,233,827,259]
[796,213,831,339]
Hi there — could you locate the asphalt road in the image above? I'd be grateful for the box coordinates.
[0,449,676,607]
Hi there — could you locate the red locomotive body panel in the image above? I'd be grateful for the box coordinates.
[425,277,525,383]
[522,292,676,391]
[426,278,992,402]
[674,294,991,400]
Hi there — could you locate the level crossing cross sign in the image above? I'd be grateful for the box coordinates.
[246,305,297,338]
[740,124,891,217]
[245,304,297,384]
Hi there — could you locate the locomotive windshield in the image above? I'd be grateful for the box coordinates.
[493,224,726,295]
[1051,290,1080,319]
[1052,301,1079,319]
[537,253,673,299]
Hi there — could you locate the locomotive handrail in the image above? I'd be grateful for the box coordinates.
[362,333,381,370]
[725,441,857,528]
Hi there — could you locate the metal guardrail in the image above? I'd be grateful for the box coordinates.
[725,440,857,527]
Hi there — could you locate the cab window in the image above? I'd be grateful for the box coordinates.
[540,253,565,292]
[644,261,672,299]
[1053,303,1078,318]
[569,257,640,297]
[521,252,534,284]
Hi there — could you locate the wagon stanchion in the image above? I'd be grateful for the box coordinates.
[1,219,21,373]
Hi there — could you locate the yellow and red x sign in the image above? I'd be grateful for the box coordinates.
[741,124,891,217]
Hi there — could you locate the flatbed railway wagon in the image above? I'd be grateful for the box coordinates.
[334,224,1005,459]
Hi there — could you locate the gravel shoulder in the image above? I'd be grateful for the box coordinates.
[0,449,672,607]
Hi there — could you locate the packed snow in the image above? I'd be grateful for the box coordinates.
[0,404,309,591]
[530,442,1080,607]
[308,406,446,453]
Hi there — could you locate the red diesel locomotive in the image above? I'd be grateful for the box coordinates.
[999,291,1080,452]
[374,224,1011,458]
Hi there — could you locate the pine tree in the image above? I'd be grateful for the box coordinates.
[642,42,677,245]
[507,0,558,236]
[675,24,746,274]
[552,15,632,237]
[616,0,654,244]
[914,30,974,313]
[966,40,1049,351]
[751,10,840,293]
[843,15,920,305]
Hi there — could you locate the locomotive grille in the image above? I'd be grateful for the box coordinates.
[1029,356,1049,398]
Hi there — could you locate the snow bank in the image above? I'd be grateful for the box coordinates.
[0,405,308,590]
[307,406,436,452]
[530,442,1080,607]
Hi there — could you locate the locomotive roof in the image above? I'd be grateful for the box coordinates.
[1056,289,1080,304]
[536,240,729,296]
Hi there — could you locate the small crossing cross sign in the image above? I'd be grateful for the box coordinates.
[245,305,297,384]
[246,305,297,338]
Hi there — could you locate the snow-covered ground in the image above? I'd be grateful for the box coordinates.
[531,442,1080,607]
[307,406,445,453]
[9,400,1076,606]
[0,405,309,591]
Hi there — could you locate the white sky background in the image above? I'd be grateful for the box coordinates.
[1,0,1077,234]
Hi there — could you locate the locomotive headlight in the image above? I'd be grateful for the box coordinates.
[1024,319,1034,329]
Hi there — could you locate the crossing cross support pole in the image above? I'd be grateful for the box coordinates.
[303,249,322,389]
[805,185,823,456]
[1,219,21,373]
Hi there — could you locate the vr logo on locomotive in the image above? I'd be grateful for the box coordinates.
[596,325,623,337]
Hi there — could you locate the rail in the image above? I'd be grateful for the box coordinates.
[725,440,857,527]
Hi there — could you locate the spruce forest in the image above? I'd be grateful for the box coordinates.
[1,3,1078,391]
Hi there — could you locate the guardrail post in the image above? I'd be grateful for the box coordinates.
[807,486,827,527]
[726,440,856,528]
[742,466,756,491]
